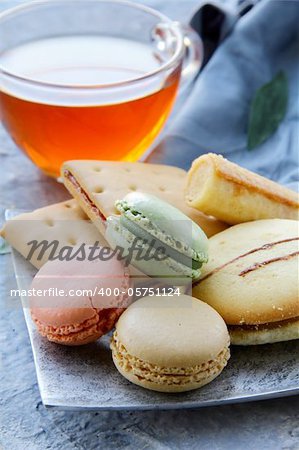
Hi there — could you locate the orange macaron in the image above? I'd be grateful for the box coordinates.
[30,251,132,345]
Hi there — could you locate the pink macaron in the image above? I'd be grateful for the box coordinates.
[30,251,132,345]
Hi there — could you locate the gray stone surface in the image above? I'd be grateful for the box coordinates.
[1,1,299,449]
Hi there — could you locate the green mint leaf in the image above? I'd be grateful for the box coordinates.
[247,71,288,150]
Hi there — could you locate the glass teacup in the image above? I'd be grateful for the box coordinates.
[0,0,202,177]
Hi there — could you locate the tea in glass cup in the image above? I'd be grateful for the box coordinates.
[0,1,202,177]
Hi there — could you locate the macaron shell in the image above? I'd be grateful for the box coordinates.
[32,313,101,346]
[30,252,130,316]
[115,295,229,367]
[105,215,196,281]
[117,192,208,258]
[33,308,123,346]
[31,306,97,328]
[111,340,230,393]
[30,254,131,345]
[193,219,299,325]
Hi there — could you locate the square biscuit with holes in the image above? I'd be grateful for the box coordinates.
[0,200,107,268]
[62,160,227,237]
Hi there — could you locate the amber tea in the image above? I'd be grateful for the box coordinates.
[0,35,180,177]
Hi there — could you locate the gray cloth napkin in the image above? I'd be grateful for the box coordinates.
[148,0,299,191]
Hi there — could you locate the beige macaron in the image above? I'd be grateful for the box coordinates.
[193,219,299,345]
[110,295,230,393]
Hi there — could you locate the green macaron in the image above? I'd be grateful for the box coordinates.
[105,192,208,281]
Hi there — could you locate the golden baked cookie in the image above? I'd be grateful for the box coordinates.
[193,219,299,345]
[185,153,299,224]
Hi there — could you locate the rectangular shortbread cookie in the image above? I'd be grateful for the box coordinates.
[62,160,228,237]
[0,200,106,268]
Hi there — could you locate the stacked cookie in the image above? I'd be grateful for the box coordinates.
[185,154,298,345]
[1,154,298,393]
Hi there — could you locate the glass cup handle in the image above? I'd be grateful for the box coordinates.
[177,22,204,92]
